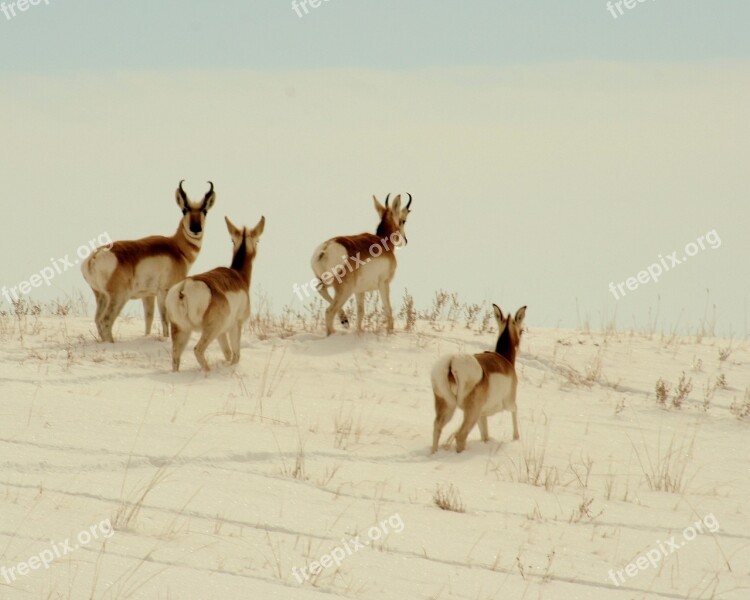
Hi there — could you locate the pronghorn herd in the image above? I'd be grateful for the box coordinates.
[82,181,526,452]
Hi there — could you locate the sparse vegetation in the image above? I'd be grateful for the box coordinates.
[655,378,671,407]
[433,483,465,513]
[729,388,750,420]
[672,372,693,408]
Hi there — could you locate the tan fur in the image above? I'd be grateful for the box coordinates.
[81,181,215,342]
[431,305,526,453]
[311,193,412,335]
[166,216,265,372]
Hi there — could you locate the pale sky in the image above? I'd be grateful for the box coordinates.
[1,2,748,336]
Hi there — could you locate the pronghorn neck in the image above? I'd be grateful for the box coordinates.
[230,230,255,287]
[172,222,202,264]
[375,214,398,240]
[494,325,518,365]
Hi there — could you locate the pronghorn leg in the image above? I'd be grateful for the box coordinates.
[217,333,233,362]
[378,281,394,333]
[100,295,128,342]
[93,291,107,340]
[325,287,352,336]
[170,323,191,372]
[143,296,155,335]
[355,292,365,332]
[315,282,349,329]
[511,409,520,440]
[194,328,220,372]
[454,398,482,453]
[432,394,456,454]
[157,291,169,338]
[228,322,242,364]
[478,416,490,442]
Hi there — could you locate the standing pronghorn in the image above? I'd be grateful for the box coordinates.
[310,193,412,335]
[430,305,527,453]
[81,181,216,342]
[166,215,265,372]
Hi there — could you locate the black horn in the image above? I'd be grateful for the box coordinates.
[205,181,214,197]
[178,179,187,199]
[384,193,390,208]
[406,193,412,209]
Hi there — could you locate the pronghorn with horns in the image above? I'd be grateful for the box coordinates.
[81,180,216,342]
[310,193,412,335]
[166,215,265,372]
[431,305,526,453]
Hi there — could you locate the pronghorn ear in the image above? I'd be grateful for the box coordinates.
[250,215,265,238]
[224,216,241,238]
[492,304,504,322]
[202,181,216,212]
[493,304,507,333]
[391,194,402,214]
[373,195,386,218]
[175,180,189,213]
[514,306,527,328]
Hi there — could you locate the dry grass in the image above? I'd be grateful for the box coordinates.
[631,428,697,494]
[433,483,465,513]
[729,388,750,420]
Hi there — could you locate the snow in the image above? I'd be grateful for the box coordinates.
[0,310,747,599]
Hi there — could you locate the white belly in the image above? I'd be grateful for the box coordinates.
[221,290,250,331]
[481,373,514,416]
[131,256,182,297]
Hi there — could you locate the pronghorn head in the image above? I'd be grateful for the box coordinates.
[225,215,266,264]
[492,304,527,361]
[373,193,412,246]
[175,180,216,240]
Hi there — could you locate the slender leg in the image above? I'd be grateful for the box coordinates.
[432,394,456,454]
[229,322,242,364]
[194,329,220,372]
[143,296,155,335]
[478,416,490,442]
[325,287,352,336]
[512,410,519,440]
[93,291,107,340]
[454,398,482,453]
[157,291,169,338]
[100,295,128,343]
[355,292,365,332]
[170,323,191,372]
[378,281,394,333]
[217,333,232,362]
[316,281,348,327]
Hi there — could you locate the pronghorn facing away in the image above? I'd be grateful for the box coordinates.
[166,215,265,372]
[311,193,412,336]
[431,305,526,453]
[81,181,216,342]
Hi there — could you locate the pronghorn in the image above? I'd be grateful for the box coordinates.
[310,193,412,335]
[81,181,216,342]
[430,305,526,453]
[165,215,265,372]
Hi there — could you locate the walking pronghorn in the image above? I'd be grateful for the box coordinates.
[165,215,265,372]
[81,181,216,342]
[310,193,412,335]
[430,305,526,453]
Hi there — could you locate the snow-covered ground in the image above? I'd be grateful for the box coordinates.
[0,306,748,599]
